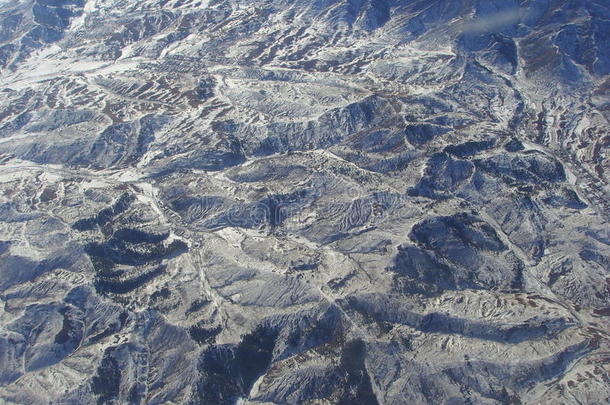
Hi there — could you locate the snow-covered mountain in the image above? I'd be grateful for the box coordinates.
[0,1,609,404]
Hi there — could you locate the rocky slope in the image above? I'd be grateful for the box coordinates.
[0,1,609,404]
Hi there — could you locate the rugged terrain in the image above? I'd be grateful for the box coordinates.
[0,1,609,404]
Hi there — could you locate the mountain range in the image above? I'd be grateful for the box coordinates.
[0,1,609,404]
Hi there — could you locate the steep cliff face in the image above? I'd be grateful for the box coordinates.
[0,1,609,404]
